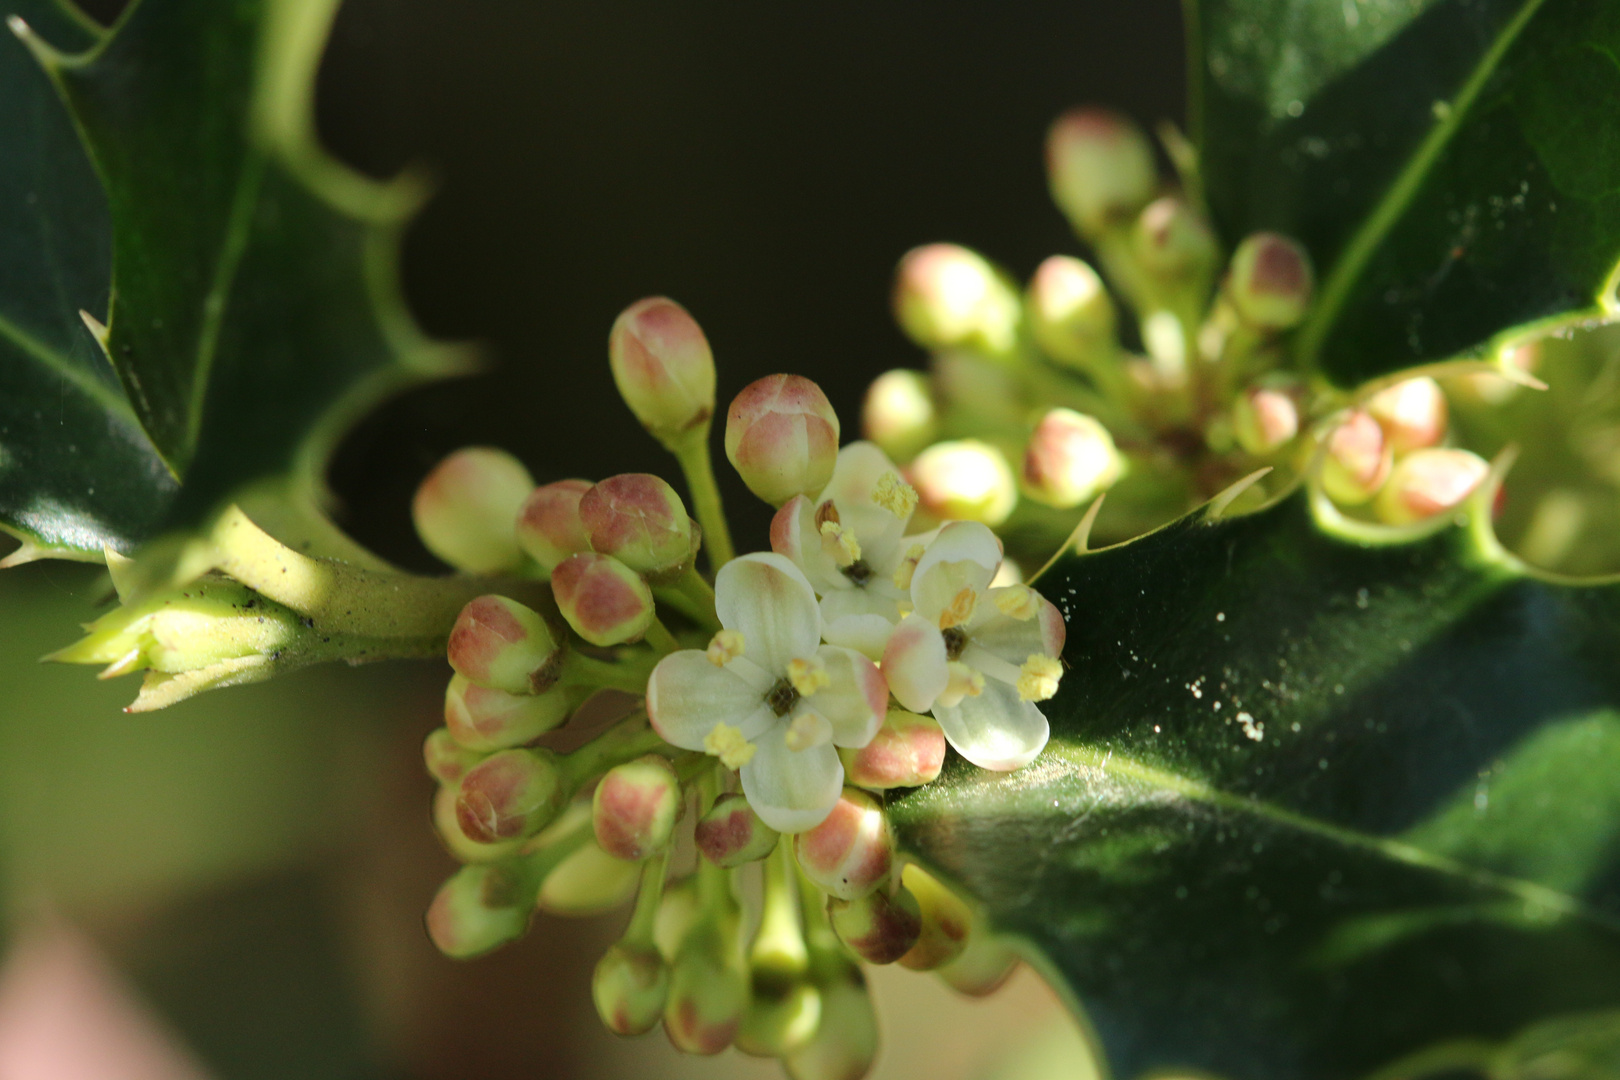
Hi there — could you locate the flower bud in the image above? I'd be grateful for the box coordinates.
[454,748,566,843]
[578,473,696,579]
[892,243,1021,358]
[1045,107,1157,236]
[695,792,781,867]
[432,785,522,863]
[839,709,947,790]
[609,296,717,447]
[898,864,972,971]
[861,369,938,464]
[425,864,530,959]
[1021,408,1122,509]
[1133,196,1217,284]
[424,726,483,784]
[1366,376,1448,453]
[795,788,893,901]
[593,755,682,861]
[594,941,669,1036]
[447,595,561,694]
[830,885,923,964]
[1226,232,1314,331]
[1374,448,1489,526]
[411,447,535,573]
[1232,382,1302,456]
[514,478,594,573]
[551,552,656,646]
[784,967,877,1080]
[444,674,580,752]
[665,914,749,1055]
[538,840,640,914]
[909,439,1017,526]
[736,975,820,1059]
[939,931,1021,997]
[725,375,841,506]
[1321,410,1393,506]
[1027,255,1116,372]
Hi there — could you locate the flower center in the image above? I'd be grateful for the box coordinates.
[842,558,874,586]
[766,678,801,716]
[942,626,968,660]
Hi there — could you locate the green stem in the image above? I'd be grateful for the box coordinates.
[560,713,668,789]
[516,812,595,899]
[624,848,672,946]
[644,617,681,656]
[561,650,657,693]
[752,839,809,973]
[673,432,735,569]
[696,771,731,910]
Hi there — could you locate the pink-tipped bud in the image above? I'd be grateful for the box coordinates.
[1027,255,1117,372]
[411,447,535,573]
[784,968,877,1080]
[609,297,717,447]
[538,841,640,914]
[425,864,530,959]
[447,595,561,694]
[579,474,696,579]
[861,369,938,463]
[1045,107,1157,236]
[939,932,1021,997]
[594,941,669,1036]
[515,478,594,573]
[1227,232,1314,331]
[909,439,1017,526]
[432,785,522,863]
[1321,410,1393,506]
[444,674,580,752]
[892,243,1021,357]
[830,885,923,965]
[725,375,841,507]
[795,788,894,901]
[897,863,972,971]
[424,726,483,784]
[1134,196,1217,282]
[1374,448,1490,526]
[665,915,749,1055]
[454,747,566,843]
[839,709,947,790]
[695,792,782,867]
[1232,382,1302,456]
[1022,408,1122,509]
[593,755,682,861]
[1366,376,1448,453]
[551,552,656,646]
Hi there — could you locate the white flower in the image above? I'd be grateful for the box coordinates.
[770,441,929,660]
[646,553,888,832]
[881,521,1065,771]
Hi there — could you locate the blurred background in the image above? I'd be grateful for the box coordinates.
[0,1,1187,1076]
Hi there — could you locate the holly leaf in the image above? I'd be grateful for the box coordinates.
[889,489,1620,1079]
[1189,0,1620,386]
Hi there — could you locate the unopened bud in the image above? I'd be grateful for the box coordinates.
[1232,382,1302,456]
[444,674,580,752]
[432,785,522,863]
[830,885,923,965]
[1021,408,1122,509]
[454,748,566,843]
[424,726,483,784]
[695,792,781,867]
[538,840,640,914]
[425,864,530,959]
[1226,233,1314,331]
[593,756,682,861]
[892,244,1021,358]
[839,709,946,790]
[1133,196,1217,284]
[1027,255,1116,372]
[1374,448,1489,526]
[1045,107,1157,236]
[515,478,594,573]
[861,369,938,463]
[579,474,696,579]
[784,967,877,1080]
[1321,410,1393,506]
[1366,376,1448,453]
[609,296,717,447]
[909,439,1017,526]
[447,595,561,694]
[594,941,669,1036]
[551,553,655,646]
[411,447,535,573]
[898,864,972,971]
[795,788,894,901]
[736,975,820,1059]
[725,375,841,506]
[665,915,749,1055]
[939,931,1021,997]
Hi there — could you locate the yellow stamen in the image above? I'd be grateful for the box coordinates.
[819,520,861,567]
[946,661,985,700]
[938,587,978,629]
[1018,655,1062,702]
[873,471,919,520]
[892,543,926,591]
[994,585,1041,621]
[704,723,756,769]
[706,628,746,667]
[787,655,831,697]
[783,709,831,751]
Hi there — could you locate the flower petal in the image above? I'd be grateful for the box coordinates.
[770,495,846,593]
[647,650,771,750]
[819,441,900,506]
[822,612,898,661]
[968,589,1065,665]
[910,521,1001,624]
[741,720,845,833]
[811,645,888,748]
[933,677,1050,771]
[881,613,949,713]
[715,552,822,672]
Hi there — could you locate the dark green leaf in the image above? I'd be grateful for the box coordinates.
[890,491,1620,1079]
[1190,0,1620,385]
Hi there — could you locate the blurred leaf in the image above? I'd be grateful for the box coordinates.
[1190,0,1620,384]
[890,491,1620,1079]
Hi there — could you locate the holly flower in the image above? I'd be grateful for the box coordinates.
[770,441,929,660]
[882,521,1064,771]
[646,553,888,832]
